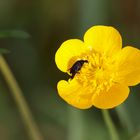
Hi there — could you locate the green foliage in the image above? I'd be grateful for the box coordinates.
[0,30,30,39]
[0,48,10,54]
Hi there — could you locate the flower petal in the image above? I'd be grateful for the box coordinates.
[57,79,92,109]
[116,46,140,86]
[92,84,129,109]
[55,39,86,72]
[84,25,122,55]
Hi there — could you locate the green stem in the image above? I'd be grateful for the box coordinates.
[102,109,120,140]
[0,55,44,140]
[116,104,134,134]
[68,107,85,140]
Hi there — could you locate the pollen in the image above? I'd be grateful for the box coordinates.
[75,49,117,94]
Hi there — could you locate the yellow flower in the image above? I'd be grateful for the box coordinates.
[55,25,140,109]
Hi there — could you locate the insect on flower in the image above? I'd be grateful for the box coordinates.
[55,25,140,109]
[69,60,88,79]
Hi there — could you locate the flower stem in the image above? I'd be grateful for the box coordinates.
[116,104,134,134]
[0,55,44,140]
[102,109,120,140]
[68,107,85,140]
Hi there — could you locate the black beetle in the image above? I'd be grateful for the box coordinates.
[69,60,88,79]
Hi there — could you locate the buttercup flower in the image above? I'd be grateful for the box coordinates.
[55,25,140,109]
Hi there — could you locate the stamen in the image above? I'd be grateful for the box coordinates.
[75,50,117,94]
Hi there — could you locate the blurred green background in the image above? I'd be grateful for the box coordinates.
[0,0,140,140]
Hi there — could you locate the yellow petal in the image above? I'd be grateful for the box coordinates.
[57,79,92,109]
[92,84,129,109]
[55,39,86,72]
[84,25,122,55]
[116,46,140,86]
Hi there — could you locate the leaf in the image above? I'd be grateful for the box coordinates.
[0,48,10,54]
[0,30,31,39]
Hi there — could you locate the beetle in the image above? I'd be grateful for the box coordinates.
[69,60,88,79]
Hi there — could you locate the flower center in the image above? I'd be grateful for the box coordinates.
[74,50,117,94]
